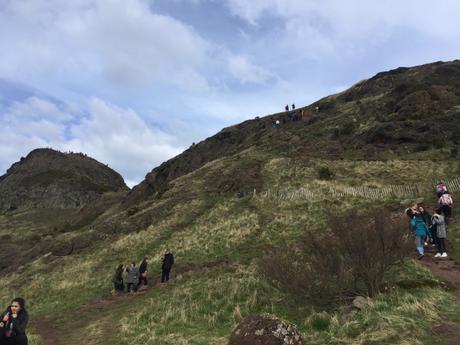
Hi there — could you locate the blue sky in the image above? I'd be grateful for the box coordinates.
[1,0,460,187]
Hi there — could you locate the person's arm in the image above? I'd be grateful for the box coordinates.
[410,218,416,229]
[11,313,28,334]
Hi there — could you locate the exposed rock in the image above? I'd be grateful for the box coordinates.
[0,148,128,212]
[229,314,304,345]
[352,296,373,311]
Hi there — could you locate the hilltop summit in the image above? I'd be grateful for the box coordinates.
[0,148,128,212]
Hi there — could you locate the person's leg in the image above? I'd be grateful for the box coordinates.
[161,269,166,283]
[415,236,424,256]
[165,268,171,282]
[440,238,447,253]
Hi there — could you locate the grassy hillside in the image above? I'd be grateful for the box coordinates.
[2,60,460,344]
[1,147,460,345]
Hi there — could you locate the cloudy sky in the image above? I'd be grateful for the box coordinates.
[1,0,459,187]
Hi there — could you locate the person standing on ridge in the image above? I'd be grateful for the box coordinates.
[0,298,29,345]
[285,105,289,112]
[292,103,295,110]
[161,249,174,283]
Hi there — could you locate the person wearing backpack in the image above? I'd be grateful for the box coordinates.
[125,263,139,293]
[438,192,453,223]
[410,211,429,259]
[0,298,28,345]
[432,208,448,258]
[112,264,124,293]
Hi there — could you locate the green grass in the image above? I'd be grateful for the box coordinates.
[1,151,460,344]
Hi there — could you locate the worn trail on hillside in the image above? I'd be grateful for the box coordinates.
[420,243,460,345]
[31,259,240,345]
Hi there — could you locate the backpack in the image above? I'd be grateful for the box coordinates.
[439,193,453,206]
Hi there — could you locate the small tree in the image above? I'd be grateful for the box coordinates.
[258,209,411,307]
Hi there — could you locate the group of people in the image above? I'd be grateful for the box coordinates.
[0,298,28,345]
[112,249,175,293]
[406,181,454,259]
[285,104,295,111]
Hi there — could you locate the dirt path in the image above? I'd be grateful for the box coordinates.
[32,259,240,345]
[420,243,460,345]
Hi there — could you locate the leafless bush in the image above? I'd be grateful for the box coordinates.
[259,209,411,307]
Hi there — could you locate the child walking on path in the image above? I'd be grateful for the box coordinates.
[411,211,430,259]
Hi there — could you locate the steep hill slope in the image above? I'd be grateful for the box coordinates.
[1,60,460,345]
[125,60,460,206]
[0,148,128,212]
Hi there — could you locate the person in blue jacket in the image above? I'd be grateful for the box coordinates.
[411,211,429,259]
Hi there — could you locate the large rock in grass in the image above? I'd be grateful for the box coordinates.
[229,314,304,345]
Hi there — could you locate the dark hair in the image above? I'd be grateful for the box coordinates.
[435,208,443,215]
[405,208,413,217]
[12,298,25,309]
[116,264,123,272]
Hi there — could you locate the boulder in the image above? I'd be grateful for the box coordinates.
[229,314,304,345]
[352,296,372,311]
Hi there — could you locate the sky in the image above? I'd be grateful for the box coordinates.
[1,0,460,187]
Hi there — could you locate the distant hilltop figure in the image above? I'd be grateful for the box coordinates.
[292,103,295,110]
[285,104,289,112]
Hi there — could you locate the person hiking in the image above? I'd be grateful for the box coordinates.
[161,249,174,283]
[417,205,433,245]
[432,209,448,258]
[436,181,448,197]
[438,191,453,223]
[137,257,149,289]
[291,103,295,110]
[112,264,124,293]
[0,298,29,345]
[125,263,138,293]
[285,105,289,112]
[410,211,429,259]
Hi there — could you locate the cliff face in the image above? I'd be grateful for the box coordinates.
[0,148,128,212]
[125,60,460,206]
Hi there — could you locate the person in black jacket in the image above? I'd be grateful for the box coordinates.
[0,298,28,345]
[137,257,149,289]
[418,205,434,245]
[161,249,174,283]
[112,264,125,293]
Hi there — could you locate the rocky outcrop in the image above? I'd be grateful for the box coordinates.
[229,314,304,345]
[0,148,128,212]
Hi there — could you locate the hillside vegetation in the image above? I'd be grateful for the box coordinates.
[1,60,460,345]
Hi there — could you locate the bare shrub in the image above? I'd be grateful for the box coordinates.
[317,166,334,180]
[258,208,411,307]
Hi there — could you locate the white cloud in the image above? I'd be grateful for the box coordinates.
[227,54,274,84]
[0,0,211,92]
[224,0,460,58]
